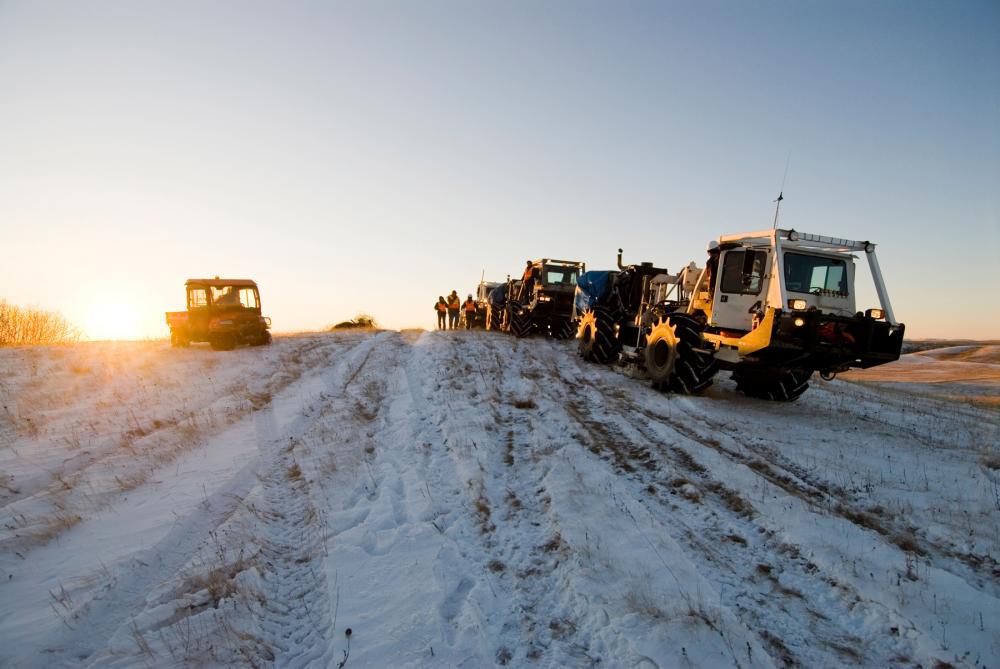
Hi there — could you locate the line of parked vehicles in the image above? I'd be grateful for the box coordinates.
[474,227,904,401]
[164,226,904,402]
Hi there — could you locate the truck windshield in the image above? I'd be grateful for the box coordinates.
[210,286,258,308]
[784,253,848,296]
[542,266,579,285]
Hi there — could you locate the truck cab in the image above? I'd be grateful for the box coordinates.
[166,277,271,350]
[695,229,903,374]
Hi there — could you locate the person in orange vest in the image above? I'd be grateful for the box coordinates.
[447,290,461,329]
[434,296,447,330]
[463,294,477,329]
[518,260,536,301]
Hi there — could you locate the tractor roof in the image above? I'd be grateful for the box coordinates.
[718,229,875,254]
[533,259,585,267]
[185,278,258,288]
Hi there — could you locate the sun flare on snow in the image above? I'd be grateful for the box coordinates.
[84,299,142,341]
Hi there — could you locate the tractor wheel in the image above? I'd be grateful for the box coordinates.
[170,331,190,348]
[732,366,812,401]
[551,319,575,340]
[251,331,272,346]
[644,313,717,394]
[577,307,620,363]
[511,310,533,338]
[487,305,502,331]
[500,303,514,333]
[210,333,236,351]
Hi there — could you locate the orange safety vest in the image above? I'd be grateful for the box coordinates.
[436,302,447,312]
[464,300,476,312]
[447,297,460,310]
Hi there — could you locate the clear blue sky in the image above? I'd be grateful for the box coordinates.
[1,1,997,338]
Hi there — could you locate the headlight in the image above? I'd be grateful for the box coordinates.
[793,317,806,327]
[864,241,875,253]
[866,308,884,320]
[788,299,807,310]
[538,295,551,302]
[787,229,799,241]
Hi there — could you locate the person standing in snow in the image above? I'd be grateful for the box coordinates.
[463,294,477,329]
[435,296,448,330]
[447,291,461,329]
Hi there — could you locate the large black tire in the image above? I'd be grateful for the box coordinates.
[486,305,502,331]
[644,313,717,394]
[577,307,620,363]
[511,310,533,338]
[210,333,236,351]
[170,330,190,348]
[550,319,576,340]
[251,331,272,347]
[732,366,812,401]
[501,302,515,334]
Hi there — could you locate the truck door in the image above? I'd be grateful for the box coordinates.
[187,286,211,336]
[710,249,769,331]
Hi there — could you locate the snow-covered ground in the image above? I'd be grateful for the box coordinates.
[1,333,997,668]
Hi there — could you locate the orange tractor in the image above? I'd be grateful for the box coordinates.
[166,278,272,350]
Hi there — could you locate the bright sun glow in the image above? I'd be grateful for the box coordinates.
[84,299,142,341]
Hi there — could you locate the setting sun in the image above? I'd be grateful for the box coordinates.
[84,299,142,341]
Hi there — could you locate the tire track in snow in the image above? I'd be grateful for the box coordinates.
[3,334,368,668]
[399,333,499,651]
[0,335,345,556]
[250,332,390,667]
[542,340,920,668]
[633,380,1000,602]
[389,332,593,664]
[461,333,593,665]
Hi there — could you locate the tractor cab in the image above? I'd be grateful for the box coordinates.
[502,258,586,338]
[527,259,585,307]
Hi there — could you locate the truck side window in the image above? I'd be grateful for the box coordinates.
[720,250,765,295]
[785,253,849,295]
[188,288,208,308]
[240,288,258,309]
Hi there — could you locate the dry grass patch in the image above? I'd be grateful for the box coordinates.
[318,451,338,475]
[468,479,495,534]
[705,481,753,516]
[539,532,569,555]
[68,362,92,375]
[759,629,797,667]
[624,590,667,621]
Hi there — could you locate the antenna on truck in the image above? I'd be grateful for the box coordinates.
[772,152,791,230]
[772,192,784,229]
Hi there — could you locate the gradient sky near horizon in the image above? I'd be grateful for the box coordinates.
[1,1,998,339]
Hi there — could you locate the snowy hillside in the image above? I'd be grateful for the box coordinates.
[1,332,997,668]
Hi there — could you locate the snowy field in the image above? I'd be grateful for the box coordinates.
[1,332,997,668]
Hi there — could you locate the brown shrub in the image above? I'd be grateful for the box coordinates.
[0,300,81,346]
